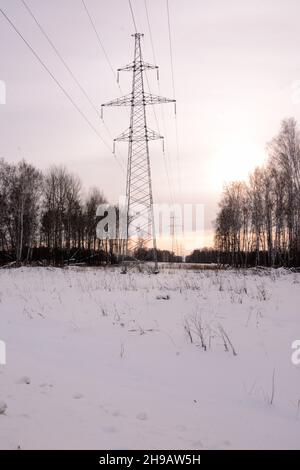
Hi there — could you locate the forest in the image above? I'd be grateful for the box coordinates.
[214,117,300,267]
[0,161,113,265]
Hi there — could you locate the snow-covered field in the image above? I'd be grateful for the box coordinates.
[0,266,299,450]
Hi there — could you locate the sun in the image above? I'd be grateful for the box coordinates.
[211,132,267,191]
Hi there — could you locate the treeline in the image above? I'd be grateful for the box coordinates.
[0,159,113,265]
[186,248,219,264]
[214,118,300,267]
[0,159,180,266]
[135,247,182,263]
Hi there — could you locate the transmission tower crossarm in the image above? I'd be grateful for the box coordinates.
[143,92,175,106]
[118,61,158,73]
[101,94,132,109]
[102,92,175,109]
[114,127,163,142]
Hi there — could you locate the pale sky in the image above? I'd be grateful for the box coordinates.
[1,0,300,252]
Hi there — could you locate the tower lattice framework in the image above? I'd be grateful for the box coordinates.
[101,33,175,272]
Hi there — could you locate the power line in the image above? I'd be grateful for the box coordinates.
[81,0,118,86]
[21,0,101,118]
[80,0,127,108]
[21,0,124,171]
[144,0,175,206]
[166,0,176,99]
[80,0,128,163]
[166,0,182,200]
[144,0,157,65]
[0,4,125,173]
[128,0,138,33]
[0,6,110,149]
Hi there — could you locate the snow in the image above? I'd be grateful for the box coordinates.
[0,266,299,449]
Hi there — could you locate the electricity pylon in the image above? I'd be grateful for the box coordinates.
[101,33,175,273]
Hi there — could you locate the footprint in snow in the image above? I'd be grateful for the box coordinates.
[73,393,84,399]
[40,383,53,388]
[156,294,170,300]
[136,412,148,421]
[17,376,31,385]
[0,401,7,415]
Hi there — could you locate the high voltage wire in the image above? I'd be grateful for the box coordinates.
[81,0,128,159]
[21,0,101,118]
[22,0,122,153]
[21,0,125,172]
[144,0,175,206]
[80,0,128,116]
[144,0,157,65]
[81,0,118,87]
[128,0,138,33]
[0,4,125,174]
[166,0,176,99]
[143,68,175,205]
[0,6,110,146]
[166,0,182,201]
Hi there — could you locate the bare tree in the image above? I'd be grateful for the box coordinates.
[215,118,300,267]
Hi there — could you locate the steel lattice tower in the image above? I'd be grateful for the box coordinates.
[101,33,175,272]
